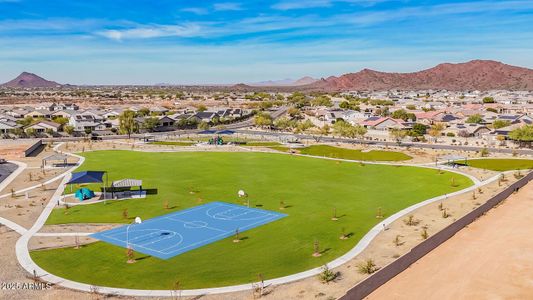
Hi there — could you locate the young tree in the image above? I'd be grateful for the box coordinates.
[143,117,160,132]
[295,119,315,133]
[482,97,495,103]
[428,123,445,142]
[119,110,137,138]
[287,107,302,119]
[311,95,333,107]
[63,125,75,135]
[492,120,511,129]
[389,128,408,145]
[274,117,296,131]
[53,117,69,127]
[137,108,150,116]
[25,127,36,137]
[353,124,368,141]
[197,121,210,130]
[410,123,427,136]
[391,109,416,121]
[466,114,483,124]
[509,125,533,147]
[308,124,330,142]
[313,240,321,257]
[253,112,273,128]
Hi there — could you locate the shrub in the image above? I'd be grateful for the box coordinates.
[393,235,402,246]
[318,265,338,283]
[421,228,429,240]
[403,215,419,226]
[357,259,379,274]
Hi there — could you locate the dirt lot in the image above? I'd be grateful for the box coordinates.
[0,227,136,300]
[368,180,533,300]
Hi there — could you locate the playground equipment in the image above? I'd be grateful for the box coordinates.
[208,136,224,145]
[74,188,95,201]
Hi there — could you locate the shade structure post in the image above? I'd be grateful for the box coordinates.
[103,172,108,202]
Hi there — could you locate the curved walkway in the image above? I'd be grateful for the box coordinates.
[0,216,28,235]
[0,163,75,199]
[11,144,503,297]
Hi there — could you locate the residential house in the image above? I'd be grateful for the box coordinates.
[150,106,169,115]
[25,120,60,133]
[446,123,490,137]
[189,111,220,123]
[51,110,77,120]
[359,117,408,130]
[0,120,21,134]
[24,109,52,119]
[69,114,107,132]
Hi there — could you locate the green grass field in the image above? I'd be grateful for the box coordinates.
[462,159,533,171]
[33,151,471,290]
[149,141,195,146]
[151,139,281,147]
[298,145,412,161]
[242,141,282,146]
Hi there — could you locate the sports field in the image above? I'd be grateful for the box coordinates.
[32,151,471,289]
[462,159,533,171]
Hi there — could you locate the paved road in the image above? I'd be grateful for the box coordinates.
[232,130,533,156]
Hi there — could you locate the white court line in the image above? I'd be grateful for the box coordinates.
[159,212,285,255]
[100,230,183,255]
[215,209,256,219]
[95,202,285,257]
[207,206,272,221]
[143,204,217,224]
[165,217,227,233]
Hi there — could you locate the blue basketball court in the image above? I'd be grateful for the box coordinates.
[90,202,287,259]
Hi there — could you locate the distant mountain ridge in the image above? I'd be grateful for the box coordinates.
[248,76,318,87]
[1,72,61,88]
[311,60,533,91]
[3,60,533,91]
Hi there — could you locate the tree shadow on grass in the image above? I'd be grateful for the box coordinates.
[320,248,331,255]
[135,255,151,261]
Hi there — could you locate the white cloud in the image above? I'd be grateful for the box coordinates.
[181,7,209,15]
[97,24,203,41]
[272,0,388,10]
[213,2,243,11]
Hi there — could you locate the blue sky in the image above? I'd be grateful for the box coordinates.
[0,0,532,85]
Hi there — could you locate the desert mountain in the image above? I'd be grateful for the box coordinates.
[249,76,318,87]
[311,60,533,91]
[2,72,61,88]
